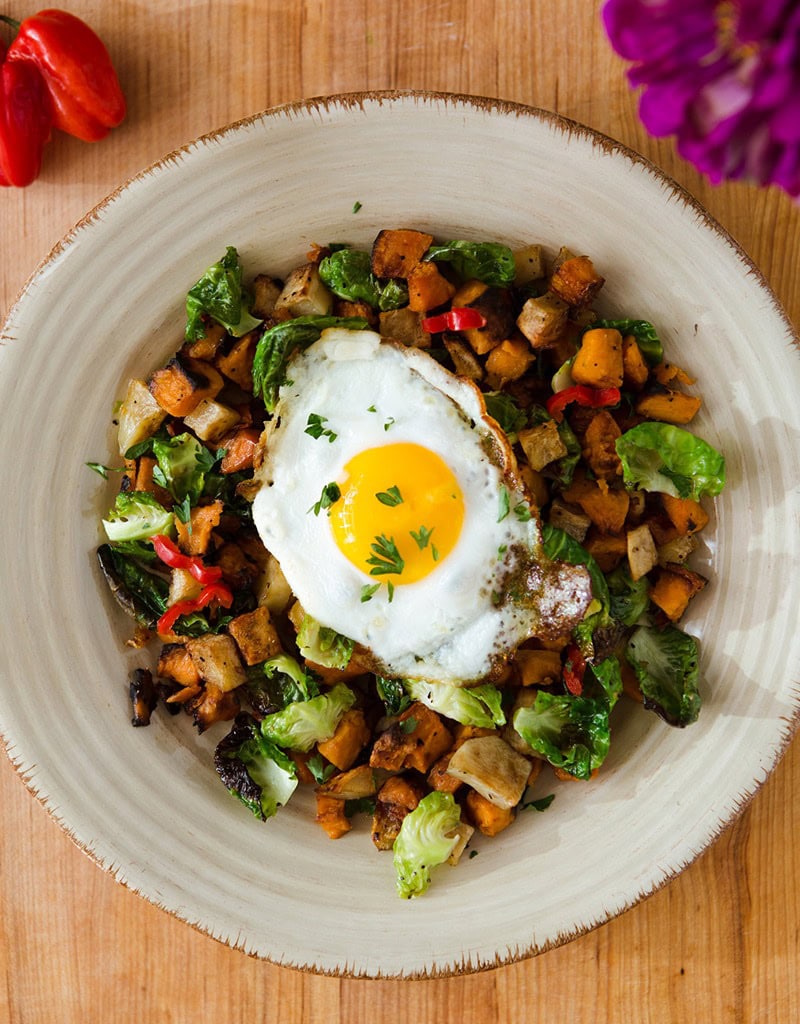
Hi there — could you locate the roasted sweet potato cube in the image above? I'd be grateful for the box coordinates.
[584,529,628,572]
[571,328,624,388]
[549,255,605,307]
[133,455,173,507]
[516,293,570,349]
[220,426,261,474]
[462,287,516,355]
[187,682,239,732]
[635,390,702,425]
[649,564,707,621]
[465,789,515,836]
[227,605,282,666]
[485,336,535,389]
[660,494,710,535]
[622,335,650,390]
[148,357,224,418]
[175,500,223,556]
[158,643,202,687]
[563,472,630,534]
[215,332,257,391]
[371,775,425,850]
[335,298,378,329]
[515,648,563,686]
[406,262,456,313]
[369,702,453,773]
[316,709,371,771]
[185,323,227,361]
[653,362,696,387]
[582,410,622,480]
[216,541,259,589]
[370,228,434,279]
[315,794,351,839]
[428,753,463,794]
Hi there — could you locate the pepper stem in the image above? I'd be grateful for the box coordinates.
[0,14,21,32]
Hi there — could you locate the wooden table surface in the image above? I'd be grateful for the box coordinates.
[1,2,798,1021]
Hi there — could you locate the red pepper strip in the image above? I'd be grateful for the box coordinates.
[157,581,233,636]
[6,9,125,142]
[0,45,52,187]
[421,307,487,333]
[151,534,223,585]
[563,644,586,696]
[546,385,621,422]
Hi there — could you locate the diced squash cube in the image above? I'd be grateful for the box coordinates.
[636,391,702,424]
[571,328,623,388]
[369,702,453,773]
[622,335,649,390]
[117,378,167,456]
[148,357,224,418]
[315,794,351,839]
[584,530,628,572]
[661,494,709,535]
[649,564,707,621]
[370,228,433,279]
[316,709,371,771]
[371,775,425,850]
[485,336,535,389]
[406,261,456,312]
[185,323,226,361]
[465,790,515,836]
[549,255,605,306]
[462,287,516,354]
[220,427,261,474]
[563,472,630,534]
[581,409,622,480]
[215,331,257,391]
[175,500,223,556]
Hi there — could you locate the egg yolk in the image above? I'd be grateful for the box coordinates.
[329,442,465,585]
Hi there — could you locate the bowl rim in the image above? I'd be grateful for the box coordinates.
[2,89,799,979]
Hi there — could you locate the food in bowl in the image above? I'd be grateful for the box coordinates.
[92,229,725,898]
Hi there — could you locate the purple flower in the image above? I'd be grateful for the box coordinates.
[602,0,800,198]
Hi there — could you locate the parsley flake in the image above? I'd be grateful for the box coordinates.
[410,525,434,550]
[308,482,341,516]
[514,501,533,522]
[522,793,556,812]
[367,534,405,576]
[376,485,403,507]
[307,754,336,784]
[383,416,396,432]
[352,200,362,214]
[305,413,337,443]
[497,486,510,522]
[360,583,380,603]
[399,716,418,734]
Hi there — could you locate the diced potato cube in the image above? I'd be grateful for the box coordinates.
[513,244,544,285]
[168,568,202,606]
[117,378,167,457]
[274,264,333,317]
[378,307,431,348]
[516,293,569,349]
[255,553,293,613]
[626,523,658,581]
[518,420,568,471]
[186,634,247,692]
[549,255,605,307]
[548,498,591,543]
[443,336,484,380]
[251,274,282,318]
[446,736,531,809]
[227,605,282,666]
[182,397,241,443]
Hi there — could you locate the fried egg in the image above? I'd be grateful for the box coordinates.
[252,329,591,684]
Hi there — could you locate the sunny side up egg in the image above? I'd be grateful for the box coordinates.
[252,329,592,685]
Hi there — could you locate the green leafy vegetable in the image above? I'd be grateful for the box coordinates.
[96,544,168,627]
[296,614,354,670]
[306,754,336,784]
[393,791,462,898]
[102,491,174,543]
[425,240,516,286]
[528,404,580,486]
[262,653,320,706]
[318,248,408,311]
[541,524,611,655]
[305,413,337,442]
[260,682,356,752]
[185,246,263,342]
[615,422,726,500]
[152,433,217,504]
[405,679,506,729]
[513,691,612,781]
[626,625,702,726]
[308,482,341,516]
[375,676,412,716]
[607,565,650,626]
[252,316,368,411]
[214,714,298,820]
[522,793,555,812]
[483,391,528,439]
[590,318,663,365]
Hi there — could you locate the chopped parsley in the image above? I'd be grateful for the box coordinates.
[308,482,341,516]
[361,583,381,603]
[410,525,434,550]
[514,501,533,522]
[498,486,510,522]
[376,485,403,507]
[305,413,337,443]
[383,416,396,431]
[367,534,405,576]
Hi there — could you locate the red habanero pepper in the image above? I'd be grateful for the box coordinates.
[546,385,621,422]
[0,38,52,187]
[151,534,223,586]
[157,580,233,636]
[562,644,586,696]
[4,9,126,142]
[421,307,487,333]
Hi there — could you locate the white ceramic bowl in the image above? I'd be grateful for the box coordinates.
[1,93,799,978]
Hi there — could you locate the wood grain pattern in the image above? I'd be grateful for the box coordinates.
[0,1,798,1021]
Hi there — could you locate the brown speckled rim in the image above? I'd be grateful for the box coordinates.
[1,90,799,980]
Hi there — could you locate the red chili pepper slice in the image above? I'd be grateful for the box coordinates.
[546,385,621,422]
[6,9,126,143]
[152,534,223,585]
[0,46,52,187]
[157,580,233,636]
[421,307,487,333]
[563,644,586,696]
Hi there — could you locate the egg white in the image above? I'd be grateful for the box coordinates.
[252,329,588,683]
